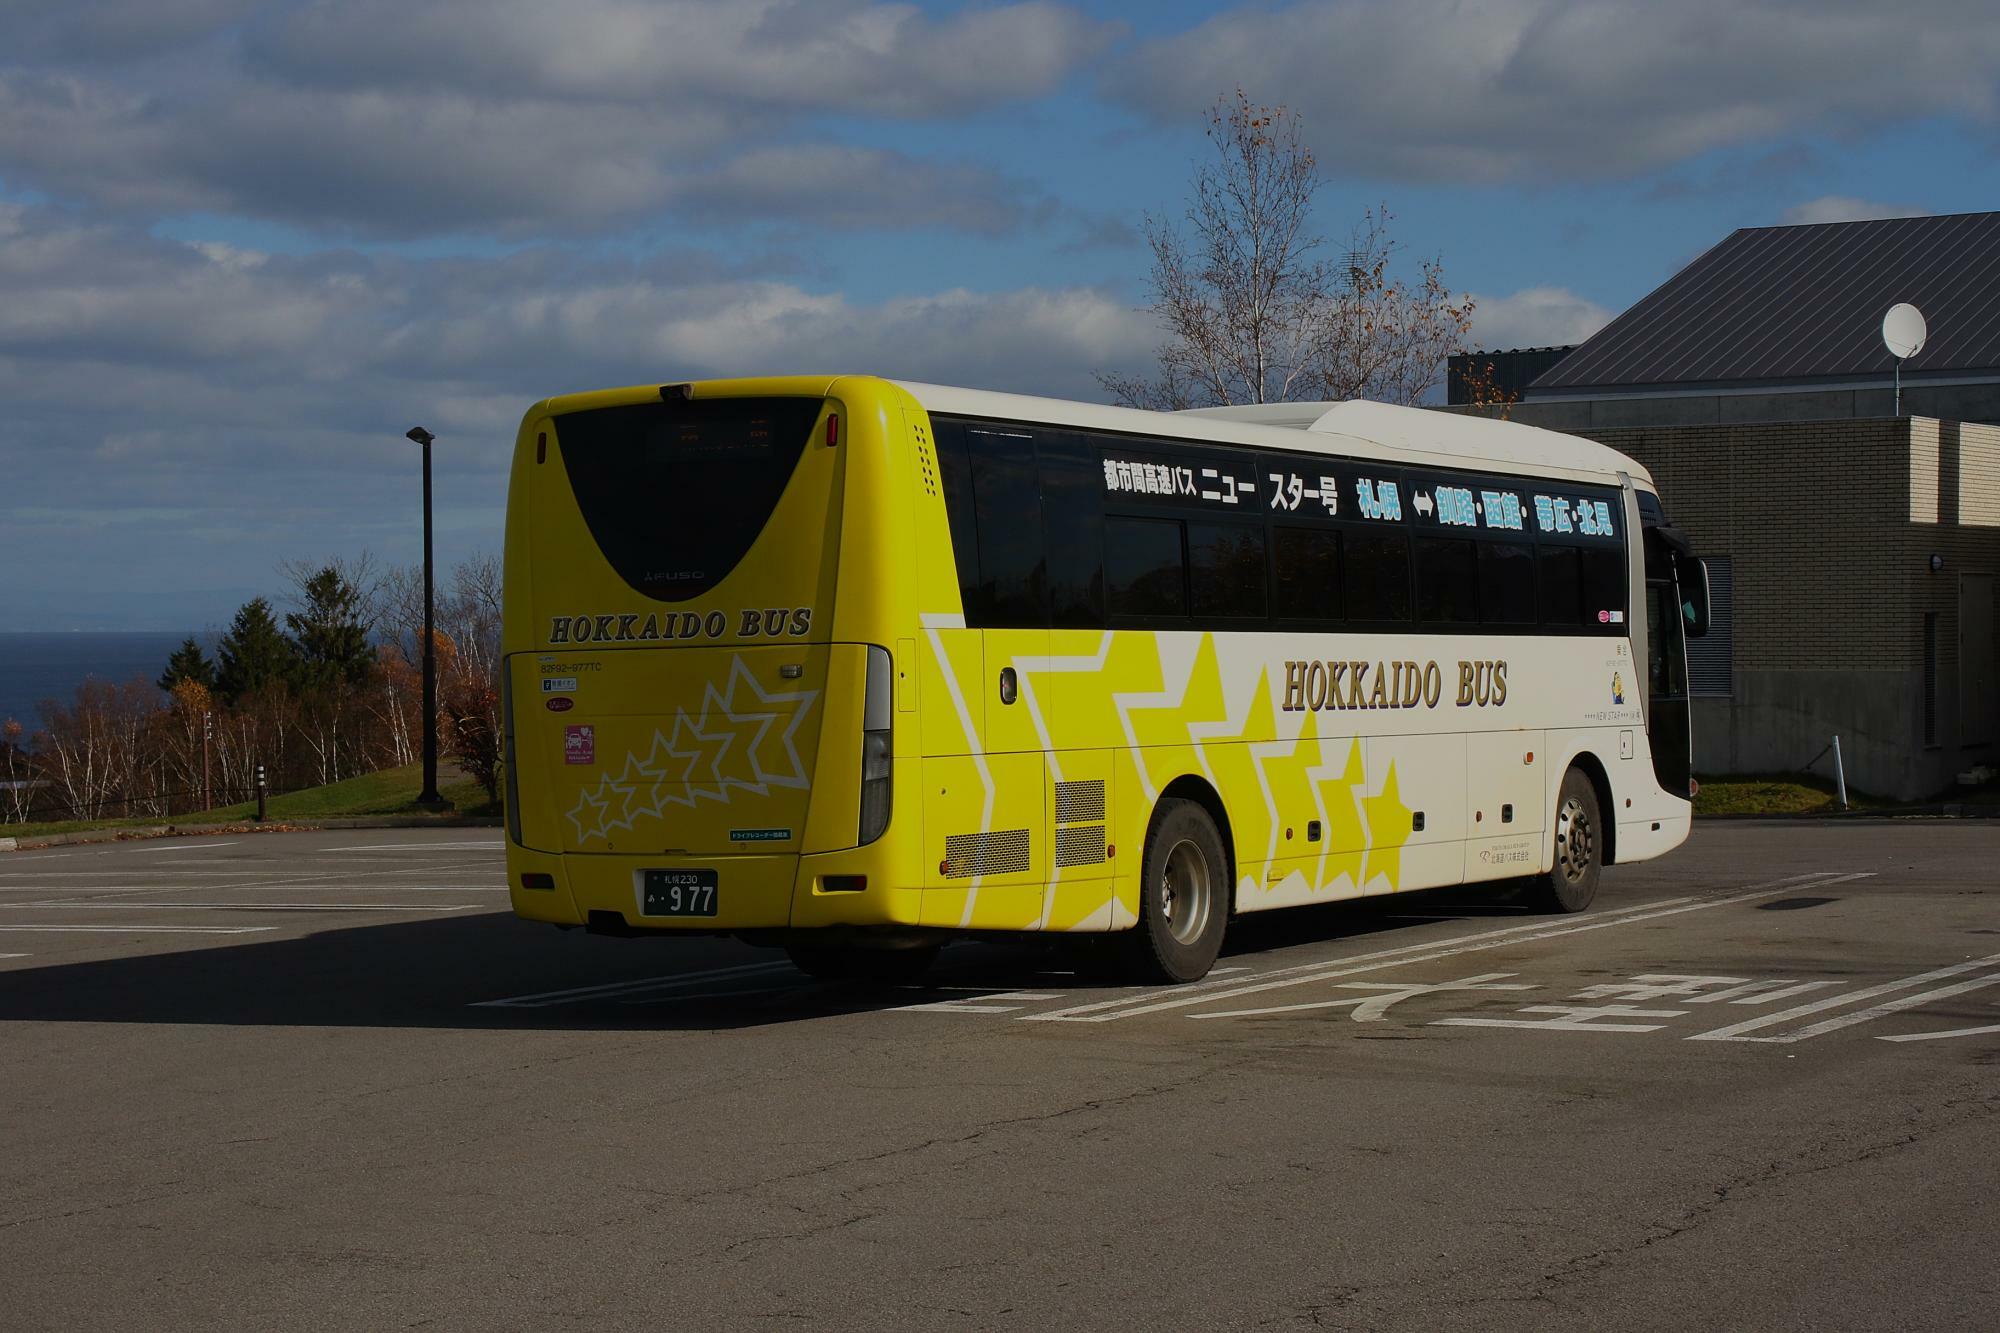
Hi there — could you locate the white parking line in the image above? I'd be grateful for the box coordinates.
[0,902,481,913]
[0,924,277,934]
[1026,873,1865,1024]
[1879,1022,2000,1043]
[1687,953,2000,1043]
[327,841,505,852]
[473,960,797,1008]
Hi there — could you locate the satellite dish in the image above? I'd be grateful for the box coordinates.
[1883,303,1927,360]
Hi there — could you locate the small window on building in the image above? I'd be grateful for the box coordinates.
[1686,554,1733,697]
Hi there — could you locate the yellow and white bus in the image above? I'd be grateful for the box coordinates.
[500,376,1708,983]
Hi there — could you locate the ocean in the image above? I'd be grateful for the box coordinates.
[0,632,208,734]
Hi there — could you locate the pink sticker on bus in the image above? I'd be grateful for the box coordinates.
[564,725,594,765]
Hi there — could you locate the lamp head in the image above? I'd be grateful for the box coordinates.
[406,426,435,446]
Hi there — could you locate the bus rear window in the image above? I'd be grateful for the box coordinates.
[554,397,820,602]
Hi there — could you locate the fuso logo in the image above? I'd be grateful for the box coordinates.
[564,725,595,764]
[545,697,574,712]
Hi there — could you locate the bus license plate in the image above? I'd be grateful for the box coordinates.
[642,870,718,917]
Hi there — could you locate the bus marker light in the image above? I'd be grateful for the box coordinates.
[1106,845,1115,859]
[1524,751,1534,764]
[826,414,840,447]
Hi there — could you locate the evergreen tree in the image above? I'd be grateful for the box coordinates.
[213,598,298,705]
[156,637,217,694]
[286,567,376,692]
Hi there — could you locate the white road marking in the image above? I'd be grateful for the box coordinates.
[1683,979,1839,1005]
[1028,872,1867,1024]
[894,990,1068,1014]
[472,960,796,1008]
[0,924,277,934]
[1750,973,2000,1044]
[1687,952,2000,1043]
[1436,1003,1686,1033]
[326,841,505,852]
[1191,973,1534,1021]
[1878,1022,2000,1043]
[152,841,239,851]
[0,901,480,913]
[0,952,27,959]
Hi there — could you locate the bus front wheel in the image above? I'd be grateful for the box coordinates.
[1122,798,1230,983]
[1527,768,1602,913]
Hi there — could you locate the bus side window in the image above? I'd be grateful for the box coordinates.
[1106,516,1186,619]
[1415,536,1477,625]
[1476,541,1536,625]
[963,427,1047,627]
[1343,529,1412,623]
[1189,521,1267,621]
[1538,545,1582,626]
[1578,546,1626,632]
[932,420,982,616]
[1274,526,1340,624]
[1037,432,1105,628]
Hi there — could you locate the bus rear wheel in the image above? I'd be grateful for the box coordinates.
[1121,798,1230,983]
[1526,768,1602,913]
[786,944,939,986]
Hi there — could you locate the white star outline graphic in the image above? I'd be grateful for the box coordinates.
[565,656,821,843]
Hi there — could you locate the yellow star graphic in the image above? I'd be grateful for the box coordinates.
[1358,759,1415,891]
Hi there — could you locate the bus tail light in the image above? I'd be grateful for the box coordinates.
[501,660,522,847]
[860,645,893,845]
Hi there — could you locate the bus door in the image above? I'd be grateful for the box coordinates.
[1642,522,1708,800]
[923,419,1050,928]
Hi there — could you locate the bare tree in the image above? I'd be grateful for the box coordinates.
[1100,90,1474,410]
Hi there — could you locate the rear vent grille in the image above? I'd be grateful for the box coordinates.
[944,828,1030,878]
[1055,824,1106,867]
[1055,779,1105,824]
[913,422,939,497]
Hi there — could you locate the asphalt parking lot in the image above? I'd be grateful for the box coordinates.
[0,823,1994,1330]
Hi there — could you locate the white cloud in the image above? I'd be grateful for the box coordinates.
[1466,286,1612,350]
[0,1,1117,237]
[1780,196,1931,225]
[0,205,1156,625]
[1109,0,2000,181]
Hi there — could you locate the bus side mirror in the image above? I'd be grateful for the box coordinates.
[1677,555,1711,638]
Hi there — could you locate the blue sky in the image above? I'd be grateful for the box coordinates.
[3,0,1996,629]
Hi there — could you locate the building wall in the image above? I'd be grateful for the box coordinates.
[1580,417,2000,801]
[1481,381,2000,432]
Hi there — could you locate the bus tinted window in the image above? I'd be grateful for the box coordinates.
[1415,537,1477,625]
[1477,542,1537,625]
[1189,521,1266,620]
[556,396,818,602]
[1038,433,1106,628]
[1538,545,1582,625]
[1274,527,1340,623]
[1343,530,1412,622]
[1579,547,1626,629]
[933,420,981,612]
[965,427,1045,626]
[1106,516,1186,618]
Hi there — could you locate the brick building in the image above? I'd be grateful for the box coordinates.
[1446,213,2000,799]
[1588,417,1999,800]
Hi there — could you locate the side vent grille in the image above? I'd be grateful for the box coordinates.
[944,828,1030,878]
[1055,824,1107,867]
[913,421,939,498]
[1055,779,1105,825]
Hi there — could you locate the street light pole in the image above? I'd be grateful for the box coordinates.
[407,426,447,810]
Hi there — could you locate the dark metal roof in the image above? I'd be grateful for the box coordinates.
[1533,211,2000,393]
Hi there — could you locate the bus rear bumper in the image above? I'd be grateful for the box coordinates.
[504,845,925,931]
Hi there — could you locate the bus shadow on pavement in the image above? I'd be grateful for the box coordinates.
[0,884,1534,1032]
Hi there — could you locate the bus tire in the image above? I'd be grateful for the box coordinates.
[1121,798,1230,983]
[786,944,939,986]
[1527,768,1602,913]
